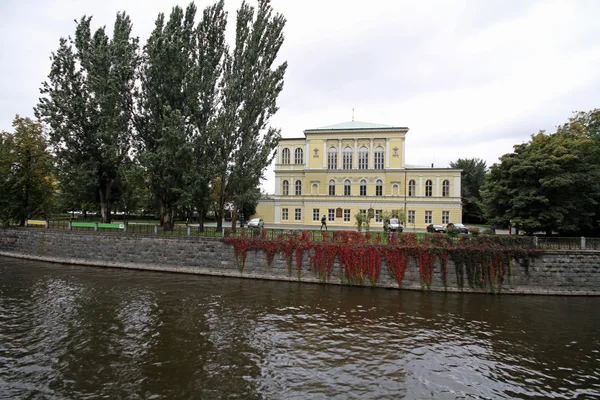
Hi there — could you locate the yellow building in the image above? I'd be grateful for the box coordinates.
[254,121,462,229]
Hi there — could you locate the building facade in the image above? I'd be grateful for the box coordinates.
[254,121,462,229]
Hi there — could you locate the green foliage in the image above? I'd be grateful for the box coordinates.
[354,212,368,232]
[450,158,487,223]
[482,110,600,235]
[445,225,459,237]
[0,116,55,225]
[136,3,227,230]
[36,13,139,223]
[215,0,287,230]
[469,227,480,236]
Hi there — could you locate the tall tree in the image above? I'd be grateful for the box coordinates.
[186,0,227,231]
[215,0,287,230]
[0,116,55,225]
[449,158,487,223]
[136,2,226,230]
[36,13,139,223]
[482,122,600,235]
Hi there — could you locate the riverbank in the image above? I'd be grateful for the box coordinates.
[0,228,598,295]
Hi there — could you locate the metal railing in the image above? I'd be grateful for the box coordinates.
[11,220,600,250]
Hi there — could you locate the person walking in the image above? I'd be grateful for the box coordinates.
[321,215,327,231]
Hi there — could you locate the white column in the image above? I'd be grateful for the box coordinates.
[454,176,461,197]
[436,176,440,197]
[369,138,374,169]
[274,204,281,223]
[353,138,358,169]
[338,139,342,169]
[386,138,390,168]
[401,137,406,168]
[305,141,309,168]
[275,177,281,195]
[419,176,423,196]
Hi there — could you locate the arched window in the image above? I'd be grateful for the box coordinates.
[359,146,368,169]
[425,179,433,197]
[360,179,367,196]
[311,183,318,195]
[344,179,351,196]
[328,147,337,169]
[374,146,384,169]
[329,179,336,196]
[376,180,383,196]
[442,179,450,197]
[282,180,289,195]
[282,148,290,164]
[408,180,415,197]
[392,183,399,196]
[295,148,303,165]
[343,147,353,169]
[295,180,302,196]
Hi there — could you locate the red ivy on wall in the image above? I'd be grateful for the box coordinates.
[223,230,538,292]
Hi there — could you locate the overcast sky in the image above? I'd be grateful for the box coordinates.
[1,0,599,193]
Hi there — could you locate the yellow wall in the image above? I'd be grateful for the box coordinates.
[265,124,462,229]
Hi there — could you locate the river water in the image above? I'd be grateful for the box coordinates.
[1,257,599,399]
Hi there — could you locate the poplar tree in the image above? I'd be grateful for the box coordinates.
[136,2,227,230]
[215,0,287,230]
[36,13,139,223]
[0,116,55,225]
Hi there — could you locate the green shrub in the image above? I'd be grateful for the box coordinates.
[483,228,496,235]
[446,225,459,236]
[470,227,480,236]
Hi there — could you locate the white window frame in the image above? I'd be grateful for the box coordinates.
[408,210,415,224]
[295,208,302,221]
[282,180,289,196]
[344,209,351,222]
[328,208,335,221]
[360,179,367,196]
[329,179,335,196]
[425,210,432,224]
[313,208,320,221]
[282,148,290,164]
[425,180,433,197]
[374,147,384,170]
[408,180,415,197]
[376,180,383,196]
[375,209,383,222]
[328,147,337,169]
[344,179,351,196]
[295,180,302,196]
[442,180,450,197]
[282,208,289,221]
[294,148,303,165]
[442,211,450,224]
[358,146,368,169]
[343,147,353,169]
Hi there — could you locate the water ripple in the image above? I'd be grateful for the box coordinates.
[1,257,599,399]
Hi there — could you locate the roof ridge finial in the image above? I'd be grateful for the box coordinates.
[352,108,354,122]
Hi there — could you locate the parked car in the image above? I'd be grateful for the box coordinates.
[247,218,264,229]
[426,224,445,233]
[446,223,468,234]
[388,218,403,232]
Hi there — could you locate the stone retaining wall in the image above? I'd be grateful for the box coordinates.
[0,228,598,295]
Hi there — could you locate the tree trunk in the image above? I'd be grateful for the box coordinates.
[198,207,205,232]
[216,174,226,231]
[161,200,175,231]
[99,178,113,223]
